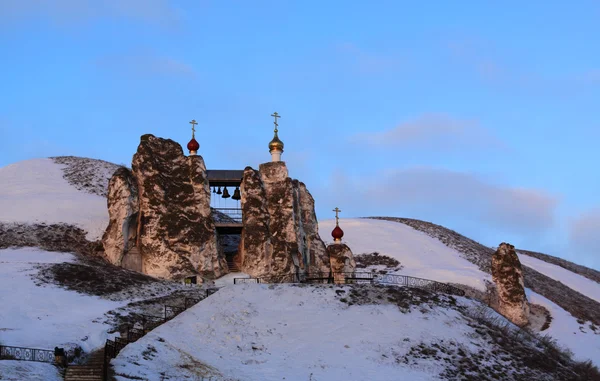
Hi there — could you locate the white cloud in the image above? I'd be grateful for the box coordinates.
[320,167,558,235]
[569,208,600,258]
[351,114,504,151]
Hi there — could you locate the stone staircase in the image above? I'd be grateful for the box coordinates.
[64,349,105,381]
[227,258,240,272]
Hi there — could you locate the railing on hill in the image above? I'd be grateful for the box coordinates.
[103,294,219,381]
[212,208,242,224]
[233,272,465,296]
[0,345,55,363]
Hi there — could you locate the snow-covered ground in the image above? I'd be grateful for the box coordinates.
[0,159,109,240]
[319,218,491,291]
[0,360,62,381]
[0,247,122,352]
[527,289,600,364]
[520,253,600,303]
[112,284,486,381]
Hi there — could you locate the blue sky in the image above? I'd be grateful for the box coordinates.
[1,1,599,269]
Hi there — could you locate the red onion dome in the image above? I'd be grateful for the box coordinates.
[187,138,200,152]
[332,225,344,241]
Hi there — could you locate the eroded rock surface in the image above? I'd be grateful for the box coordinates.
[327,243,356,283]
[492,242,530,326]
[102,167,139,267]
[238,167,272,277]
[238,162,330,278]
[102,135,227,280]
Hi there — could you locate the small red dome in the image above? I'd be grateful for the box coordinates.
[332,225,344,241]
[187,138,199,152]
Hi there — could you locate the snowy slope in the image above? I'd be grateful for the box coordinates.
[520,253,600,303]
[0,158,110,241]
[527,289,600,365]
[112,285,486,381]
[112,284,598,381]
[0,360,62,381]
[318,218,491,291]
[0,247,123,352]
[316,218,600,366]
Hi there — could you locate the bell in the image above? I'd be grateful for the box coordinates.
[232,187,241,201]
[222,187,231,198]
[216,187,222,195]
[212,187,216,194]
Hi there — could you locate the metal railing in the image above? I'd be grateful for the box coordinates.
[103,293,220,380]
[212,208,242,224]
[0,345,55,363]
[233,272,465,296]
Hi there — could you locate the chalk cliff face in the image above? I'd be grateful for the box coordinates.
[327,243,356,283]
[491,242,530,327]
[102,167,139,268]
[293,180,330,274]
[238,167,272,276]
[102,134,227,280]
[238,162,330,278]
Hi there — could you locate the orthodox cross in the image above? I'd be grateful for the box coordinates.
[271,112,281,132]
[189,119,198,138]
[333,207,342,226]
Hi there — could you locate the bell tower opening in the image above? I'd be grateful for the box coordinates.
[208,170,244,272]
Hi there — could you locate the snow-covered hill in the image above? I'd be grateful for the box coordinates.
[2,157,600,379]
[318,218,600,366]
[112,284,597,381]
[319,218,491,291]
[0,247,207,362]
[0,157,118,242]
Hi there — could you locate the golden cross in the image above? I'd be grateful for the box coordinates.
[189,119,198,138]
[271,112,281,132]
[333,207,342,226]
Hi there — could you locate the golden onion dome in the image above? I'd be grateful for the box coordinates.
[268,131,284,152]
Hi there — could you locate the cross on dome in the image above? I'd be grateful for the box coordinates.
[187,119,200,156]
[268,111,284,162]
[333,207,342,226]
[271,112,280,132]
[189,119,198,138]
[331,207,344,243]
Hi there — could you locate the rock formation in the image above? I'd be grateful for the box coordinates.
[237,162,330,278]
[491,242,530,326]
[327,243,356,283]
[102,135,227,280]
[102,167,139,268]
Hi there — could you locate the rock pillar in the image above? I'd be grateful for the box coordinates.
[327,243,356,283]
[102,167,139,268]
[238,162,330,279]
[491,242,530,327]
[103,134,227,280]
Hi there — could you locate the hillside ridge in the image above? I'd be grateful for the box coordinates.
[368,217,600,326]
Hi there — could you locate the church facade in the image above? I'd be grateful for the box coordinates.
[101,114,355,282]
